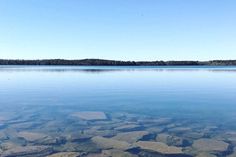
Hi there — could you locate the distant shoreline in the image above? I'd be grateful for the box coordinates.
[1,59,236,66]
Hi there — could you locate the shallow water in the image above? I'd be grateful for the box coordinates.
[0,66,236,157]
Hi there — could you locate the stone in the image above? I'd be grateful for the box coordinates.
[1,146,53,157]
[168,127,192,133]
[114,124,141,132]
[156,133,189,147]
[72,112,107,121]
[2,128,18,139]
[145,127,164,133]
[228,154,236,157]
[66,132,93,142]
[85,153,106,157]
[112,131,149,143]
[138,118,170,125]
[0,142,20,151]
[204,126,218,131]
[0,131,8,140]
[55,141,99,153]
[17,131,48,142]
[223,132,236,145]
[183,132,204,139]
[0,114,12,122]
[192,138,229,152]
[39,136,66,145]
[10,122,40,130]
[102,149,138,157]
[153,118,172,125]
[196,152,217,157]
[46,152,84,157]
[166,123,177,129]
[0,116,6,122]
[0,123,5,129]
[84,129,117,137]
[91,136,132,150]
[135,141,183,155]
[227,147,236,157]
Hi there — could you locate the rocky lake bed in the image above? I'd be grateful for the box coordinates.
[1,66,236,157]
[0,106,236,157]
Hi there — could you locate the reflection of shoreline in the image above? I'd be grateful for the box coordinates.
[1,66,236,73]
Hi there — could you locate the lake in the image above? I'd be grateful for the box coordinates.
[0,66,236,157]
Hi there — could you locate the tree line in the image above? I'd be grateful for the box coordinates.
[0,59,236,66]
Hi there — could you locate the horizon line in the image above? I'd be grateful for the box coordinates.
[1,58,236,62]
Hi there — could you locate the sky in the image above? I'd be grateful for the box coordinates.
[0,0,236,61]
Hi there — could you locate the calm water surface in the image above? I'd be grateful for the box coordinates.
[0,66,236,157]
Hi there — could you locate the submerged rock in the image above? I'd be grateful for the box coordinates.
[138,118,171,125]
[102,149,138,157]
[196,152,217,157]
[84,154,103,157]
[85,150,137,157]
[0,131,8,140]
[112,131,150,143]
[0,116,6,122]
[17,131,48,142]
[71,112,107,121]
[135,141,183,155]
[153,118,172,125]
[227,148,236,157]
[39,136,66,145]
[84,128,117,137]
[0,142,21,151]
[204,126,218,132]
[2,128,18,140]
[91,136,132,150]
[1,146,53,157]
[0,123,5,129]
[156,133,189,147]
[228,154,236,157]
[224,132,236,145]
[0,114,14,123]
[10,122,41,130]
[183,132,204,139]
[114,124,142,132]
[145,127,164,133]
[55,141,99,153]
[192,138,229,152]
[46,152,84,157]
[66,132,93,142]
[168,127,192,133]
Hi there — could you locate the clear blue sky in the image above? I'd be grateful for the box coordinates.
[0,0,235,61]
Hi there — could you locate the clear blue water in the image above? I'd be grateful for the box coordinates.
[0,66,236,156]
